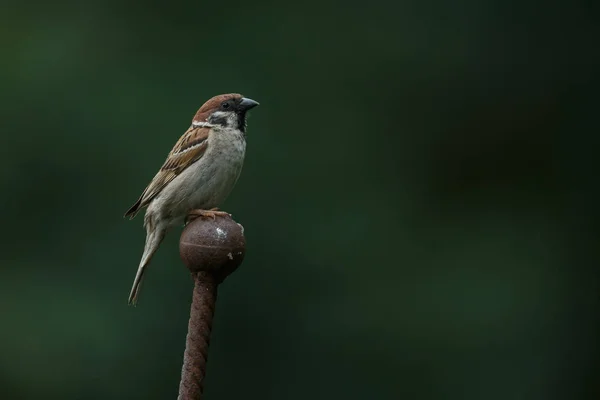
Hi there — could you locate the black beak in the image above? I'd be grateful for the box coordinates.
[239,97,259,111]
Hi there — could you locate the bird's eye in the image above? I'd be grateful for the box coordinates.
[221,101,230,109]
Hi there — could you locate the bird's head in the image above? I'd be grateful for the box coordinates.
[192,93,259,132]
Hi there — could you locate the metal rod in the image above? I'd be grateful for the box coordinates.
[178,272,217,400]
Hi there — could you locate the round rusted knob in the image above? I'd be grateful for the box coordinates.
[179,215,246,283]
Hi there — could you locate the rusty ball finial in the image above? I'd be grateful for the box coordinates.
[177,214,246,400]
[179,215,246,283]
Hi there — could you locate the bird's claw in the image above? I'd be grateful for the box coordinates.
[186,208,231,224]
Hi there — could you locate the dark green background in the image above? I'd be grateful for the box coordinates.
[1,0,598,399]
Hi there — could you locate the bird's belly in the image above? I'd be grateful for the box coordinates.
[185,159,242,209]
[168,144,245,217]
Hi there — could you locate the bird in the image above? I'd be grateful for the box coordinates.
[124,93,259,305]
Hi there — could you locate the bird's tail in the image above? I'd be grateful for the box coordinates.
[128,226,166,305]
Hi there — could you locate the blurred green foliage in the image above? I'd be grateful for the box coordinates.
[0,0,598,399]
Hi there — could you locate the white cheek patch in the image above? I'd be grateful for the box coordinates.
[208,111,238,128]
[210,111,228,119]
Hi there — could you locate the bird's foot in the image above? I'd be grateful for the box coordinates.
[186,208,231,223]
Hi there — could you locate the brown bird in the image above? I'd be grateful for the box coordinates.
[124,93,259,305]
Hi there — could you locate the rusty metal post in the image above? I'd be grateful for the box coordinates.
[177,215,246,400]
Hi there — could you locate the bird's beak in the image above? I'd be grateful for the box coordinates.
[239,97,259,111]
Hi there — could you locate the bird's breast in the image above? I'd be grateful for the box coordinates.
[184,129,246,208]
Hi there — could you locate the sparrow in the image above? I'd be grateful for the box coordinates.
[124,93,259,305]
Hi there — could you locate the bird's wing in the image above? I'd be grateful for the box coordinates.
[124,125,211,218]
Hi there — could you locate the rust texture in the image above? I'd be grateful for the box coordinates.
[177,215,246,400]
[178,272,217,400]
